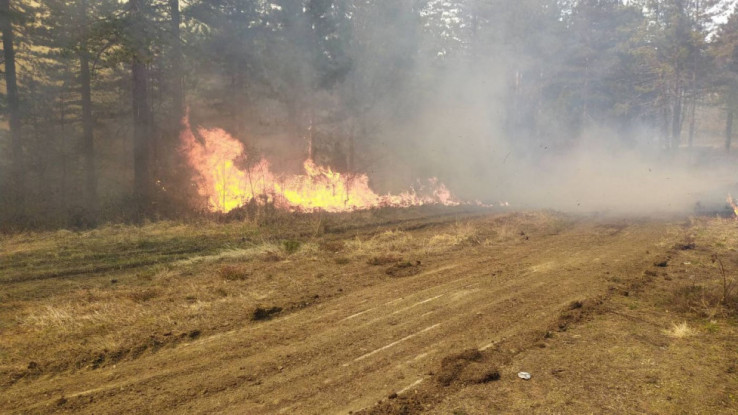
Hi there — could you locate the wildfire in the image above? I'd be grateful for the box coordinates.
[728,194,738,218]
[180,116,460,213]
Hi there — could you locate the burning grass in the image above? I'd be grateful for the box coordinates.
[181,116,459,214]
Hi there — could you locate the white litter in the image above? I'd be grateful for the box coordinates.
[518,371,531,380]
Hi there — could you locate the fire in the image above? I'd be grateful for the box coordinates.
[728,194,738,218]
[180,116,460,213]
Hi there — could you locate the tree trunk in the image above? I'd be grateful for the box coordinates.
[59,93,68,215]
[661,104,670,151]
[79,0,97,220]
[1,0,23,209]
[170,0,184,118]
[347,119,355,174]
[688,91,697,149]
[130,0,151,218]
[726,109,733,153]
[232,70,246,138]
[671,79,683,150]
[688,2,699,149]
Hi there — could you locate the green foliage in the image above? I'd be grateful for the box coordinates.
[282,240,302,255]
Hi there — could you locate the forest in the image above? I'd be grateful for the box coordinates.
[3,0,738,229]
[3,2,738,413]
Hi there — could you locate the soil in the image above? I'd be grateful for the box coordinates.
[1,211,737,414]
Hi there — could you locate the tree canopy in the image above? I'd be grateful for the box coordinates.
[2,0,738,228]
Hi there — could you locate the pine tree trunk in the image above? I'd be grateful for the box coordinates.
[688,92,697,149]
[130,0,151,218]
[1,0,23,210]
[726,109,733,153]
[170,0,184,118]
[689,1,699,149]
[79,0,97,221]
[671,79,683,151]
[59,94,68,215]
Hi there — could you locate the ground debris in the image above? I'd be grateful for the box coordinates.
[654,259,669,267]
[356,392,429,415]
[385,261,422,278]
[367,255,403,266]
[435,349,500,386]
[251,306,283,321]
[554,298,604,331]
[674,242,696,250]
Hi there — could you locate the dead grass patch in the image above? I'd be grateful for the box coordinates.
[664,321,696,338]
[367,255,403,266]
[482,211,570,242]
[320,240,345,253]
[2,208,491,384]
[345,230,416,258]
[670,283,736,318]
[427,222,480,249]
[127,287,161,302]
[218,265,250,281]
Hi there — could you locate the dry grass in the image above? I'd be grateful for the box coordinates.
[0,209,567,379]
[427,222,479,249]
[664,321,697,339]
[343,230,416,258]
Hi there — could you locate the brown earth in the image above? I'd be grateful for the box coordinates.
[1,210,737,414]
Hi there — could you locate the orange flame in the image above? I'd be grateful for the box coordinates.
[180,116,460,213]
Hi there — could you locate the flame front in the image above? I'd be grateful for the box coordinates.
[181,117,459,213]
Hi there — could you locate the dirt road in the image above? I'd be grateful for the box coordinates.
[2,212,736,414]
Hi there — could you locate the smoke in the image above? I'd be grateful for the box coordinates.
[188,0,738,216]
[370,58,738,214]
[306,2,738,216]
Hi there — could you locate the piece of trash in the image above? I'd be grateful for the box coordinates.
[517,371,531,380]
[683,262,691,265]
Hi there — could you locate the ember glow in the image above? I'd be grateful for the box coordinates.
[181,116,460,213]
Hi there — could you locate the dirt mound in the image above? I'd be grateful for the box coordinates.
[357,391,430,415]
[2,328,206,387]
[553,298,603,331]
[251,306,283,321]
[385,261,422,278]
[435,349,500,386]
[367,255,403,266]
